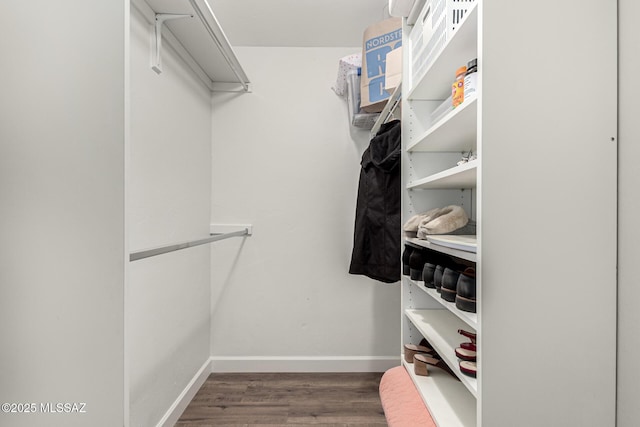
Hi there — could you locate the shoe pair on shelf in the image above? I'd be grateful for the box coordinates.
[403,340,458,379]
[439,266,476,313]
[456,329,477,378]
[416,252,477,313]
[403,245,448,281]
[404,245,429,280]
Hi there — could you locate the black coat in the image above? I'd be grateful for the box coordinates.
[349,120,401,283]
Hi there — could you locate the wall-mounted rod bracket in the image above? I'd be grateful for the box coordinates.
[152,13,194,74]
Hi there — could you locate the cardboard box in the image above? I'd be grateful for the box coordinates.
[360,17,402,113]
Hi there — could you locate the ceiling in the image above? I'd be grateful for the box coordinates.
[208,0,391,47]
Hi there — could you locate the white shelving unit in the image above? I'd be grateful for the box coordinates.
[400,0,479,424]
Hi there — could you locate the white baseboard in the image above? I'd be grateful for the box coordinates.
[156,357,213,427]
[211,356,400,373]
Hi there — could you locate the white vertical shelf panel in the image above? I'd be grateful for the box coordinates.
[478,0,617,425]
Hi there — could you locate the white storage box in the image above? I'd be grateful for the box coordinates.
[410,0,476,82]
[346,70,380,129]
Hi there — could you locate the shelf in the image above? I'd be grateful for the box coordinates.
[427,235,477,253]
[406,237,477,263]
[407,3,477,101]
[407,96,477,152]
[405,309,478,398]
[401,359,476,427]
[133,0,250,92]
[405,276,477,330]
[407,159,478,190]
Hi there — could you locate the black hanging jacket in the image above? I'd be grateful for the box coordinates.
[349,120,401,283]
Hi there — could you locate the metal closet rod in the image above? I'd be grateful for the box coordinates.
[129,228,249,262]
[370,83,402,137]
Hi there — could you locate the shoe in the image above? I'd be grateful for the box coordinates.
[440,268,460,302]
[402,245,414,276]
[403,343,434,363]
[456,328,477,361]
[434,265,445,293]
[455,347,477,361]
[413,354,458,379]
[458,329,476,343]
[408,249,428,281]
[422,262,436,288]
[455,267,476,313]
[459,360,477,378]
[419,337,434,349]
[459,342,476,351]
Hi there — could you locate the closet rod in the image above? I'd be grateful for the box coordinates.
[129,228,249,262]
[370,83,402,137]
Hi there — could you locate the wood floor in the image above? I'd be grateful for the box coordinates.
[176,372,388,426]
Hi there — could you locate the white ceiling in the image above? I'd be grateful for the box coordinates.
[209,0,391,47]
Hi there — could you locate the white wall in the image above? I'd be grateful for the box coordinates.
[617,0,640,425]
[128,5,212,426]
[0,2,125,426]
[209,47,400,371]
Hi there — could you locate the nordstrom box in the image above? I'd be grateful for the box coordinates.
[361,17,402,112]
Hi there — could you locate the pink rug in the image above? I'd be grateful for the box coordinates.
[379,366,436,427]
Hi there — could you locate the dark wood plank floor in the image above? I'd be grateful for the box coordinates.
[176,372,388,426]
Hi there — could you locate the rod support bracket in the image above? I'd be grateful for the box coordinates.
[152,13,194,74]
